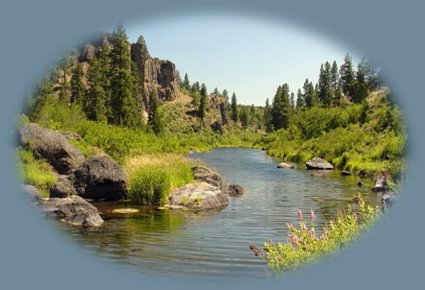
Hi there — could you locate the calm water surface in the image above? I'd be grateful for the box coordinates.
[63,148,382,279]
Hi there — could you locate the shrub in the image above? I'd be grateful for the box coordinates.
[260,195,380,273]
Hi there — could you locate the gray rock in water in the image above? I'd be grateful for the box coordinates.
[227,184,244,197]
[43,195,103,227]
[372,176,389,192]
[277,162,294,169]
[306,157,334,170]
[22,184,43,205]
[19,123,85,174]
[192,166,223,188]
[50,175,77,198]
[168,182,229,210]
[71,155,128,201]
[341,170,352,176]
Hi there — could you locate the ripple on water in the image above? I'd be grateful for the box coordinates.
[64,148,382,278]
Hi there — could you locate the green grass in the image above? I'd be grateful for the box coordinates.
[16,148,57,197]
[125,154,197,205]
[262,195,380,273]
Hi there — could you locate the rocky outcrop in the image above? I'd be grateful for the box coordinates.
[305,157,334,170]
[219,102,229,125]
[43,195,103,227]
[131,37,180,103]
[19,123,85,174]
[168,182,229,210]
[50,175,77,198]
[227,184,244,197]
[192,166,223,188]
[277,162,294,169]
[71,155,128,201]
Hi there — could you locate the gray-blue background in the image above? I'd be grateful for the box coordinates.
[0,0,422,289]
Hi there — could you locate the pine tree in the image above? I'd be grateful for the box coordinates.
[191,81,200,93]
[331,60,342,106]
[183,73,190,90]
[109,23,140,128]
[352,59,369,103]
[303,79,317,108]
[318,62,332,107]
[97,39,111,117]
[85,55,108,123]
[231,92,238,125]
[213,87,220,96]
[290,92,295,110]
[271,83,291,129]
[296,88,304,109]
[148,90,164,135]
[70,62,85,105]
[198,83,208,124]
[340,53,356,98]
[264,98,273,132]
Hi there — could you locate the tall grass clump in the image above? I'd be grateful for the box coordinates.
[16,148,57,197]
[125,154,197,205]
[128,167,171,206]
[258,195,380,273]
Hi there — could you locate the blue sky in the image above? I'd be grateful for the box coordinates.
[125,15,360,106]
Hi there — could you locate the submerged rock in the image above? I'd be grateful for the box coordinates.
[168,182,229,210]
[341,170,352,176]
[382,192,398,209]
[43,195,103,227]
[311,171,325,177]
[19,123,85,174]
[306,157,334,170]
[277,162,294,169]
[227,184,244,197]
[71,155,128,201]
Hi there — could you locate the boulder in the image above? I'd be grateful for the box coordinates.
[341,170,352,176]
[168,182,229,210]
[306,157,334,170]
[192,166,223,188]
[19,123,85,174]
[372,176,389,192]
[49,175,77,198]
[277,162,294,169]
[22,184,43,205]
[227,184,244,197]
[71,155,128,201]
[43,195,103,227]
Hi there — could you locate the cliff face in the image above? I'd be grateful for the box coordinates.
[131,38,180,103]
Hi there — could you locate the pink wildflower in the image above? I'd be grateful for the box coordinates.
[297,209,303,221]
[310,209,316,223]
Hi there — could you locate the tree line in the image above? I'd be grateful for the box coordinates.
[263,53,383,132]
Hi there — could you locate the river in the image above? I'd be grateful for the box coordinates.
[62,148,382,279]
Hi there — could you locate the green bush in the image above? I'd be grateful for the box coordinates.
[16,148,57,197]
[262,195,380,273]
[128,166,171,206]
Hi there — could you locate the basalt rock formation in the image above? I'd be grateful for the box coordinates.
[130,37,180,103]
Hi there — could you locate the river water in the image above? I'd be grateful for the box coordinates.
[62,148,382,279]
